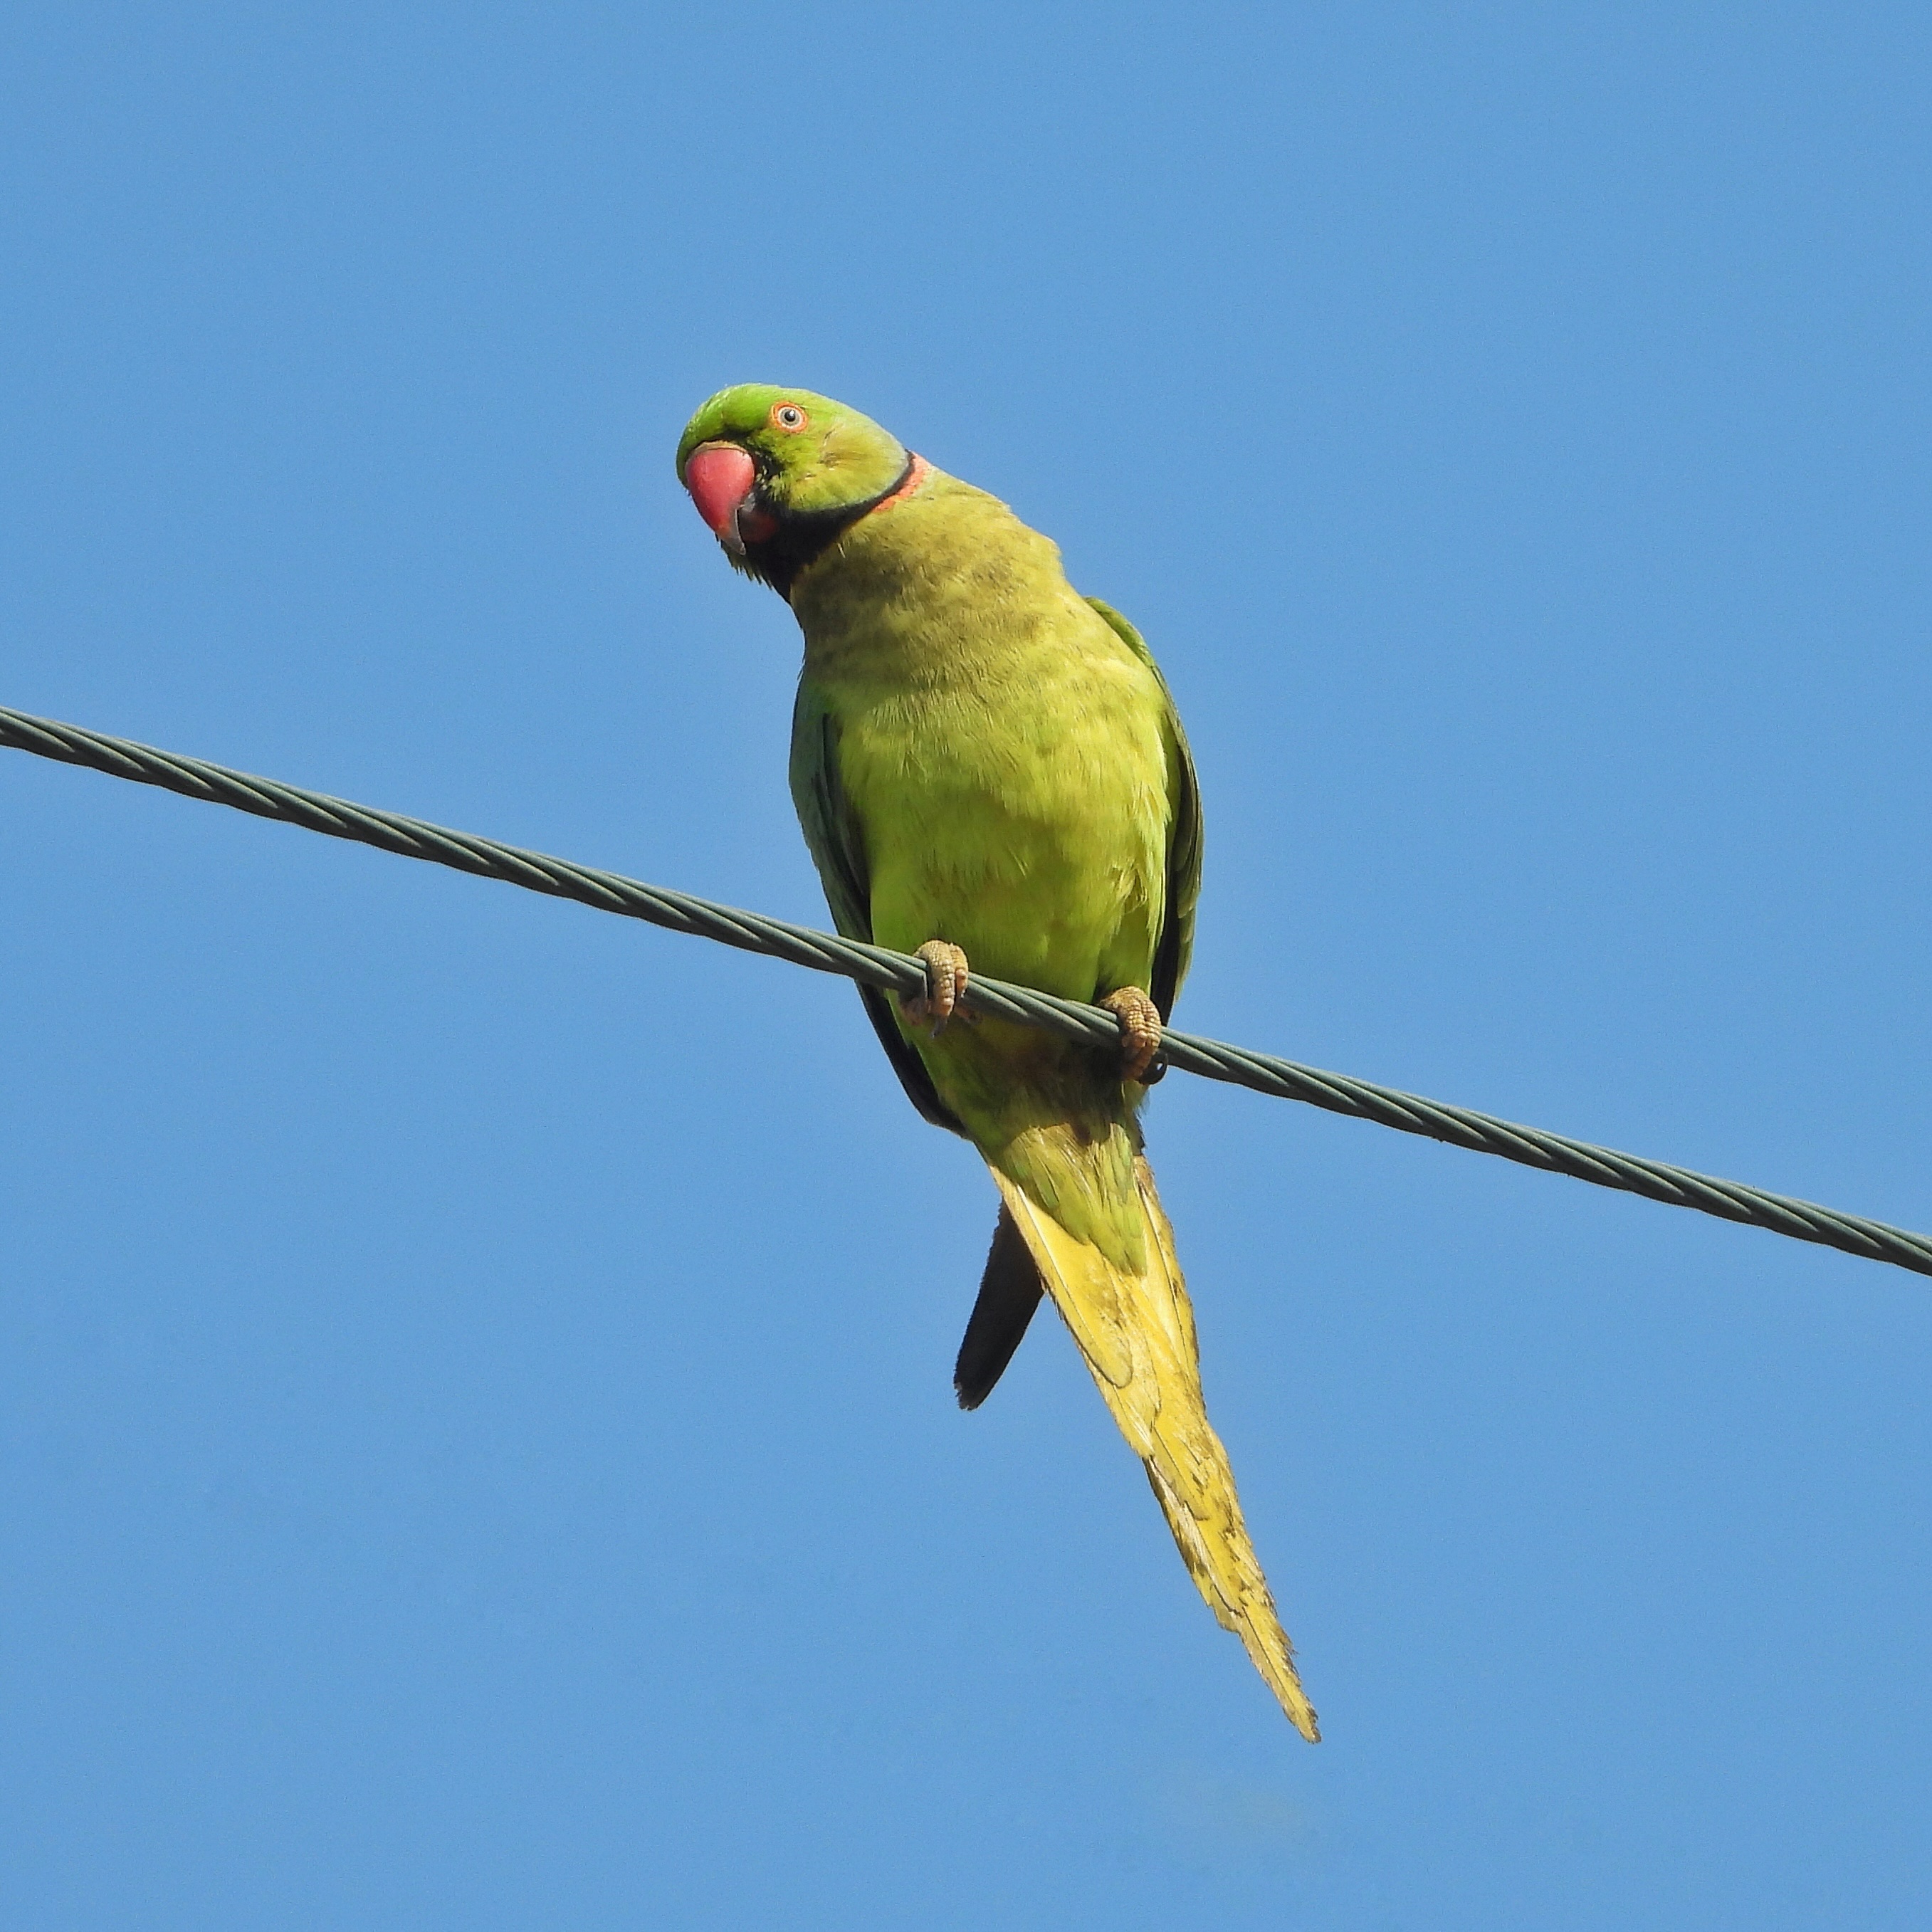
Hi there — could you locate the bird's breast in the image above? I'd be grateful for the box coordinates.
[796,489,1171,999]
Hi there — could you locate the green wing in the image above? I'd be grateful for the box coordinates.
[1085,599,1202,1020]
[789,676,967,1135]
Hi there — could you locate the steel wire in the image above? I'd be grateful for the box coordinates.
[5,700,1928,1281]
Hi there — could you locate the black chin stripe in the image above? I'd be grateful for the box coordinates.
[745,455,917,599]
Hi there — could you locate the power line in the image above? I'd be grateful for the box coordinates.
[4,700,1927,1281]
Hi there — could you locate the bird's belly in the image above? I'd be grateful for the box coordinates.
[842,689,1167,1002]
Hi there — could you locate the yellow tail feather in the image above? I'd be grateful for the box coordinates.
[989,1160,1320,1741]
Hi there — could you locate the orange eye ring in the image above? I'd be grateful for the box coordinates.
[770,401,809,433]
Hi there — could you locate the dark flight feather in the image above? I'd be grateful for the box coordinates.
[954,1204,1047,1409]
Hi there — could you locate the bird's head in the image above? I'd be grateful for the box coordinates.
[675,384,913,596]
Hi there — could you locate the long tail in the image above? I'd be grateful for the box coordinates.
[989,1159,1320,1741]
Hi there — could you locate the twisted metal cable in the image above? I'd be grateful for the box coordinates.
[4,700,1928,1282]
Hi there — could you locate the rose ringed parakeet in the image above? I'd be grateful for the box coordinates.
[676,384,1318,1740]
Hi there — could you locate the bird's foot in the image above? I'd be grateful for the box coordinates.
[901,940,972,1034]
[1100,986,1165,1083]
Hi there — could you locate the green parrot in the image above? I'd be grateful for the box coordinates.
[676,384,1318,1740]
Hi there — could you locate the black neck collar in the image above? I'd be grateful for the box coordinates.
[743,453,918,601]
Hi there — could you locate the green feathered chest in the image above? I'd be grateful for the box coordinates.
[789,476,1172,1003]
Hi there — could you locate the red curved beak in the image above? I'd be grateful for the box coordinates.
[683,443,757,545]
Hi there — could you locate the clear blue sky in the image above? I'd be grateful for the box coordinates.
[4,6,1928,1926]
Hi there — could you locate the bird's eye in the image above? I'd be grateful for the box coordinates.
[771,402,809,432]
